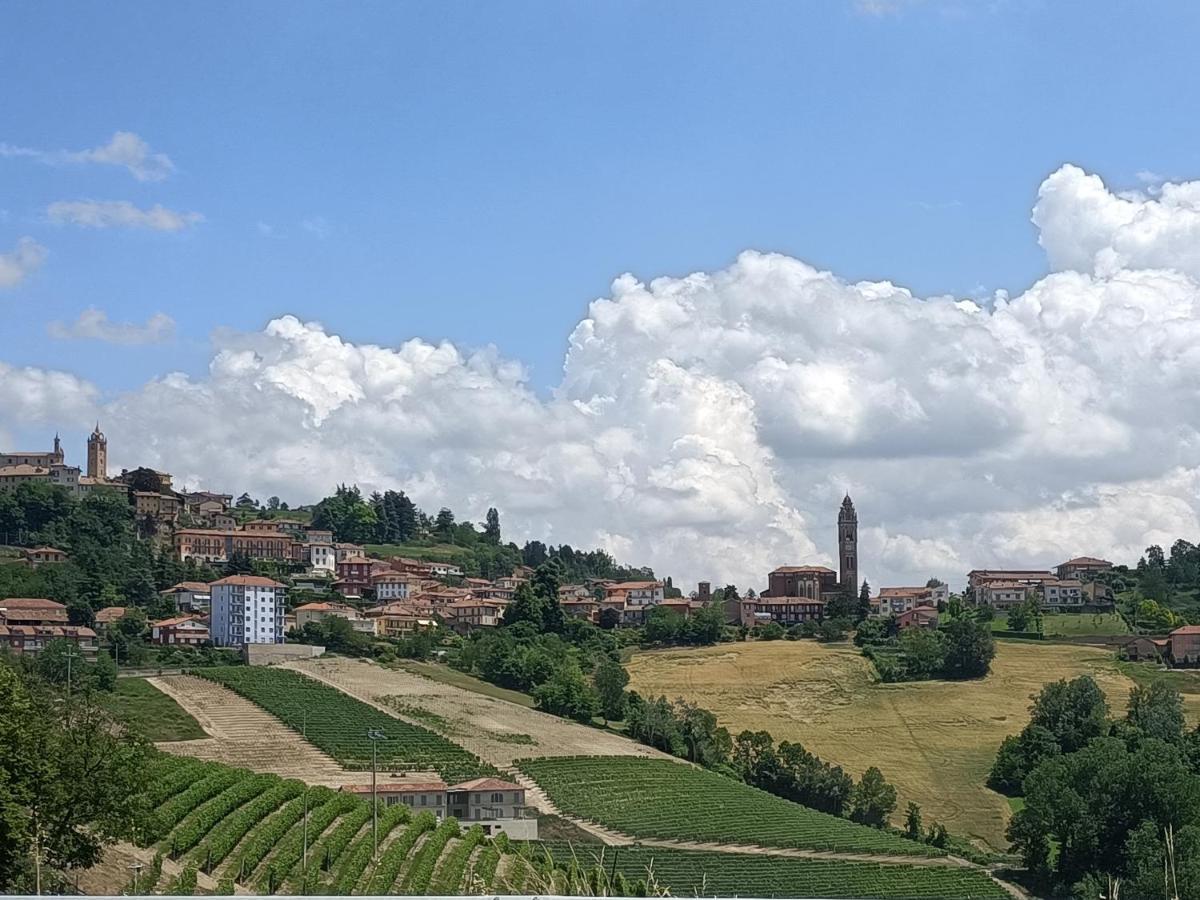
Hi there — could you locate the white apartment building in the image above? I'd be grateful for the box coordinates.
[209,575,286,647]
[1042,579,1084,610]
[608,580,666,607]
[309,542,336,574]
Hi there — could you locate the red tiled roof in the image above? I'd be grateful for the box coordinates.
[0,597,66,610]
[162,581,210,593]
[340,781,447,794]
[153,616,206,628]
[771,566,836,575]
[1171,625,1200,636]
[1059,556,1113,567]
[448,777,523,792]
[210,575,285,588]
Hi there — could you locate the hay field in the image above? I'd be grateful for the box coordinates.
[626,639,1149,850]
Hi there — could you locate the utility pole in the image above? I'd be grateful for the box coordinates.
[127,861,144,896]
[64,647,81,699]
[34,819,42,896]
[367,728,385,859]
[302,787,310,876]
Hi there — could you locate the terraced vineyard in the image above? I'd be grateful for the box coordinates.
[133,753,561,895]
[519,756,941,856]
[538,843,1009,899]
[196,666,496,782]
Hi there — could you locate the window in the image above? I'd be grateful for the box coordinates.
[491,792,504,803]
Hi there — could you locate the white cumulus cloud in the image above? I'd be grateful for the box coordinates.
[6,163,1200,591]
[0,237,47,288]
[47,200,203,232]
[0,131,175,181]
[47,308,176,345]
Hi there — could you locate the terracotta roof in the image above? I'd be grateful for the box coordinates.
[448,777,523,792]
[1059,556,1113,567]
[609,581,662,590]
[0,464,49,476]
[210,575,285,588]
[982,581,1028,590]
[25,546,66,555]
[94,606,127,623]
[878,586,931,597]
[771,566,836,575]
[153,616,207,628]
[1171,625,1200,636]
[340,781,447,794]
[0,598,66,610]
[162,581,210,593]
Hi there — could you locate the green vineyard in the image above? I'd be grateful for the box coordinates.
[195,666,496,782]
[538,842,1010,899]
[518,755,941,856]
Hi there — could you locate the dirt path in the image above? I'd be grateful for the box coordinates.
[77,840,244,896]
[148,674,358,786]
[285,657,674,767]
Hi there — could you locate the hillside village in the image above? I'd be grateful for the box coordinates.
[5,429,1200,900]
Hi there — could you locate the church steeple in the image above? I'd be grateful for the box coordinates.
[87,423,108,480]
[838,494,858,593]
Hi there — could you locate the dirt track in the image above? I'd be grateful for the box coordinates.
[285,656,674,767]
[148,674,358,786]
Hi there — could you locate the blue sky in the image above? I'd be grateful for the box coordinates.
[4,0,1198,401]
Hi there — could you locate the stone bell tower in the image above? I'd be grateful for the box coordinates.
[87,423,107,480]
[838,494,858,594]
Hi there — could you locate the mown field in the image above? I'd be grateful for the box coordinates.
[101,677,206,742]
[518,756,939,856]
[625,639,1149,849]
[538,842,1009,899]
[197,666,496,782]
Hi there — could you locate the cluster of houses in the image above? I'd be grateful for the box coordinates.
[964,557,1117,612]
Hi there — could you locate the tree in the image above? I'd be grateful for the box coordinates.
[824,588,856,621]
[267,496,280,511]
[235,491,256,509]
[940,616,995,679]
[433,508,456,539]
[849,767,897,828]
[856,580,871,621]
[484,507,501,545]
[644,605,683,644]
[594,658,629,724]
[898,627,944,678]
[532,665,601,723]
[597,607,620,630]
[1127,681,1185,744]
[904,802,923,841]
[1006,602,1031,632]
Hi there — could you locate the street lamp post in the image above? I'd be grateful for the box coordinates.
[366,728,385,859]
[127,862,144,896]
[63,647,81,699]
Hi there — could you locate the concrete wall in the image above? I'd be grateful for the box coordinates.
[244,643,325,666]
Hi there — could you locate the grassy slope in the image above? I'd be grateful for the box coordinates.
[396,660,537,709]
[626,639,1142,850]
[991,611,1129,636]
[365,542,475,563]
[102,677,206,741]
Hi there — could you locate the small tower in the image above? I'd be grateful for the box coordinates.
[52,433,63,464]
[87,423,107,480]
[838,494,858,594]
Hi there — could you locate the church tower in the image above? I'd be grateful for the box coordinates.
[87,423,107,480]
[52,433,63,464]
[838,494,858,594]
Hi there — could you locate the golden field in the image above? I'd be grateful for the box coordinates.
[626,639,1179,850]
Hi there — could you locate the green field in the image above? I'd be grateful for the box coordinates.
[197,666,496,782]
[101,677,206,741]
[518,756,939,856]
[364,542,474,564]
[396,660,537,708]
[538,842,1008,899]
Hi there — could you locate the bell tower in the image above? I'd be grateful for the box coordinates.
[87,423,107,480]
[838,494,858,594]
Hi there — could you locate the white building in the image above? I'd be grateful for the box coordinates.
[1042,579,1084,610]
[372,572,413,601]
[209,575,286,647]
[429,562,464,578]
[309,542,336,574]
[607,580,665,607]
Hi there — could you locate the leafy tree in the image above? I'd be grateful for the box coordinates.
[483,507,501,545]
[904,802,923,841]
[898,627,944,678]
[594,657,629,724]
[757,621,785,640]
[824,588,857,621]
[1006,602,1030,632]
[267,496,281,511]
[1127,681,1185,744]
[597,607,620,630]
[433,508,456,539]
[940,616,995,679]
[644,605,683,643]
[849,767,897,828]
[817,619,848,642]
[532,665,600,723]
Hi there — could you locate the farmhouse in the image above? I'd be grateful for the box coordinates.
[339,777,536,839]
[1056,556,1113,581]
[1168,625,1200,666]
[150,615,211,646]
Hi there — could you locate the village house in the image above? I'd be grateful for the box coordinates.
[445,599,504,632]
[94,606,127,629]
[1169,625,1200,666]
[339,778,536,839]
[0,624,98,657]
[372,572,413,601]
[334,556,377,598]
[293,601,374,634]
[150,615,211,646]
[560,597,600,622]
[428,561,464,578]
[0,597,69,626]
[334,542,366,562]
[739,596,824,627]
[23,546,68,567]
[308,541,336,574]
[873,586,938,617]
[976,581,1029,610]
[1056,556,1114,581]
[1041,579,1084,610]
[966,569,1054,604]
[605,580,665,608]
[364,602,436,638]
[896,607,940,630]
[160,581,212,612]
[1120,636,1166,663]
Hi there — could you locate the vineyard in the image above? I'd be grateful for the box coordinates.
[195,666,495,782]
[519,756,940,856]
[538,843,1009,899]
[114,753,1012,899]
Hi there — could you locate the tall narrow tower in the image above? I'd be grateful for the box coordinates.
[52,433,63,464]
[87,423,107,480]
[838,494,858,594]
